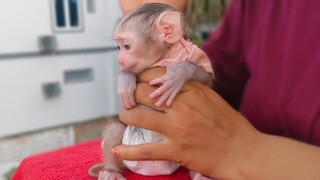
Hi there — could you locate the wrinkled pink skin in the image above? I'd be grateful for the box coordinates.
[115,30,209,109]
[88,14,213,180]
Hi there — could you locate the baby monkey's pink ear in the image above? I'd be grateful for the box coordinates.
[156,11,183,44]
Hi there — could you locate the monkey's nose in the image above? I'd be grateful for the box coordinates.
[118,60,126,70]
[118,59,125,68]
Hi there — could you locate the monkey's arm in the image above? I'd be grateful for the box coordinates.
[118,71,137,109]
[188,63,213,87]
[149,61,213,107]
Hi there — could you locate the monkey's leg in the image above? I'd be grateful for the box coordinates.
[88,119,126,179]
[101,120,126,170]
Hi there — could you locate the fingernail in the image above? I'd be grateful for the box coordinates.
[111,148,119,156]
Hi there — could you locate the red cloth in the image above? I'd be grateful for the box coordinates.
[202,0,320,145]
[12,139,191,180]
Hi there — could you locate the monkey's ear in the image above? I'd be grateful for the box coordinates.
[157,11,183,44]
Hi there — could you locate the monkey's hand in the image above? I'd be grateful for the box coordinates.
[148,62,195,107]
[98,170,126,180]
[117,71,137,109]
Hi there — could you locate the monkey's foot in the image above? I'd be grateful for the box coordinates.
[98,170,126,180]
[192,172,214,180]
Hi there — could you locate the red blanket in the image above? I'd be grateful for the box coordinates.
[12,139,191,180]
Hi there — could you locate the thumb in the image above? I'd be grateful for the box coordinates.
[112,141,169,161]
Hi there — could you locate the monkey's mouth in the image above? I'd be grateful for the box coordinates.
[123,64,137,72]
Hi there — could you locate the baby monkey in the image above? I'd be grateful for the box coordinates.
[88,3,214,180]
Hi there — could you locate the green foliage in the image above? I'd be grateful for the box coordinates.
[185,0,230,45]
[4,167,17,180]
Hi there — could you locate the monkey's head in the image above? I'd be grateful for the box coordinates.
[114,3,185,73]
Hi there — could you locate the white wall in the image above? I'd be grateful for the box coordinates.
[0,0,120,54]
[0,0,122,137]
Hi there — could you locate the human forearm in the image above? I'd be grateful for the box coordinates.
[118,0,189,14]
[229,134,320,180]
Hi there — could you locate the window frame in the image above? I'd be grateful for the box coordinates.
[50,0,84,32]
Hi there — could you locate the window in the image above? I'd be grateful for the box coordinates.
[69,0,79,27]
[51,0,84,32]
[55,0,66,27]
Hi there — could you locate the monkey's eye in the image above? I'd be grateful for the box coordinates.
[124,44,131,50]
[117,46,120,50]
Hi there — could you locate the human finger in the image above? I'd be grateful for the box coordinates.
[113,141,169,161]
[119,107,168,134]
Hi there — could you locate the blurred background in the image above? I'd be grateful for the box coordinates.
[0,0,229,179]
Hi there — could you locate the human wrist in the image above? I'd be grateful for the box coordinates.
[228,131,266,179]
[211,114,263,179]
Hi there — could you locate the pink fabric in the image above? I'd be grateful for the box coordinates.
[12,139,191,180]
[153,38,213,74]
[202,0,320,145]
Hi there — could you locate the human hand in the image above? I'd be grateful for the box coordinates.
[114,67,260,178]
[118,0,189,15]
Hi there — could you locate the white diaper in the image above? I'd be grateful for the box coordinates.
[122,125,179,176]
